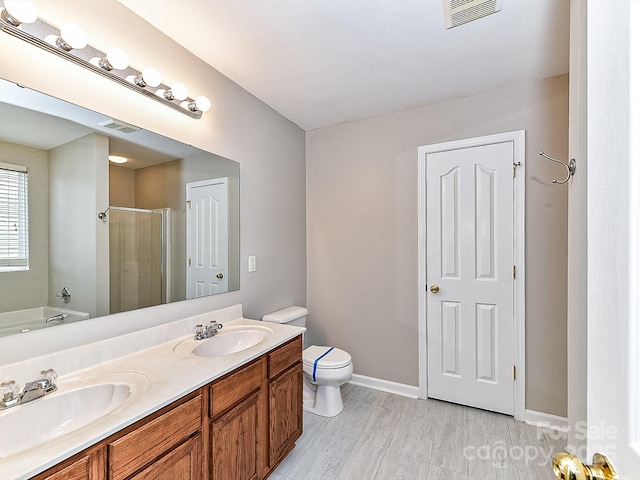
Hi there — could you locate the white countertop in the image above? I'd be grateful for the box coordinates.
[0,305,305,480]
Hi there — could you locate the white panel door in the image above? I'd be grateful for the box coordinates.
[186,178,229,298]
[426,142,515,415]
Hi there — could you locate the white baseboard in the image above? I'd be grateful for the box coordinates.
[348,373,420,399]
[524,409,569,432]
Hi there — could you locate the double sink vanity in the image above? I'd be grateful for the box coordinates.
[0,305,305,480]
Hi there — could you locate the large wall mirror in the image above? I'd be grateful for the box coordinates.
[0,78,240,336]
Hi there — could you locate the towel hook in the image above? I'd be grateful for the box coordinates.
[539,151,576,184]
[98,207,110,222]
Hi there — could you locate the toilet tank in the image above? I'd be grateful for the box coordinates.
[262,306,308,327]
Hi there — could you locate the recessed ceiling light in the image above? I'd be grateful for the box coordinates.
[109,155,128,164]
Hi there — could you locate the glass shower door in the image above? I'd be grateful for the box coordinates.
[109,207,165,314]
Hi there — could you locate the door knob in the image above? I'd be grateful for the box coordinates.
[216,273,224,279]
[430,285,440,294]
[553,452,618,480]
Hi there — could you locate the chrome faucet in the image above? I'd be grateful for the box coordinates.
[194,321,223,340]
[0,369,58,409]
[45,313,65,323]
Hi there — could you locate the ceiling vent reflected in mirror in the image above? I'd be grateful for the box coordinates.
[442,0,503,29]
[98,119,140,134]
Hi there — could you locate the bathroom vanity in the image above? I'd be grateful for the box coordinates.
[0,305,304,480]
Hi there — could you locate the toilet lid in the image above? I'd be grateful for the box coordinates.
[303,346,352,369]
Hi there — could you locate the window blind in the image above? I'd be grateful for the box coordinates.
[0,162,29,270]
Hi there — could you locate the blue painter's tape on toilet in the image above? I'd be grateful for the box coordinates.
[312,347,334,381]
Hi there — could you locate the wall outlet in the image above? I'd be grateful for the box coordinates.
[248,256,256,272]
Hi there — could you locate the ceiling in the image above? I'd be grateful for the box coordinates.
[118,0,570,131]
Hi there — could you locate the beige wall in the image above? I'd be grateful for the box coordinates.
[307,75,569,416]
[0,141,48,311]
[109,164,135,208]
[0,0,306,325]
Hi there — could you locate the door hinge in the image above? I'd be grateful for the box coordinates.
[513,162,521,178]
[187,200,192,209]
[513,265,516,279]
[188,258,192,266]
[513,365,517,380]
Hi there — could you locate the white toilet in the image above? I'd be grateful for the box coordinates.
[262,306,353,417]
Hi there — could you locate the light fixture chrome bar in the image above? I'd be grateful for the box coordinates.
[0,19,202,119]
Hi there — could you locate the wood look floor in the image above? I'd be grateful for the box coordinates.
[272,384,565,480]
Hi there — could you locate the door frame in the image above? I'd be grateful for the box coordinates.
[417,130,526,421]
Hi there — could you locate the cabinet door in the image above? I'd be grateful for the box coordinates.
[128,434,203,480]
[269,363,303,466]
[211,390,260,480]
[34,450,104,480]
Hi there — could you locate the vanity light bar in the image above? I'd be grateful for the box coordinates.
[0,5,210,119]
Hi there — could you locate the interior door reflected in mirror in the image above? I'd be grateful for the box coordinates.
[0,78,240,336]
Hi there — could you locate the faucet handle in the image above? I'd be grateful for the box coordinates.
[40,369,57,384]
[194,324,204,336]
[0,380,19,402]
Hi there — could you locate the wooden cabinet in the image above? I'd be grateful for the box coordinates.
[208,335,303,479]
[33,335,303,480]
[269,363,303,466]
[268,337,303,467]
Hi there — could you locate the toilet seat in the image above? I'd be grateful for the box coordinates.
[303,346,352,369]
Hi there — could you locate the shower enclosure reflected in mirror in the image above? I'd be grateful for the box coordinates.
[0,78,240,336]
[108,207,166,314]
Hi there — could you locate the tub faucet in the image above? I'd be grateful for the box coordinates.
[194,321,223,340]
[46,313,65,323]
[0,369,57,409]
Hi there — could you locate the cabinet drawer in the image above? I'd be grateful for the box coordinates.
[128,434,202,480]
[108,395,202,480]
[210,357,266,418]
[268,336,302,379]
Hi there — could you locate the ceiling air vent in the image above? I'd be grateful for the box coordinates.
[97,119,141,134]
[442,0,503,29]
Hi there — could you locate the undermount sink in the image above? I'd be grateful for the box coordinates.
[174,325,273,358]
[0,371,150,458]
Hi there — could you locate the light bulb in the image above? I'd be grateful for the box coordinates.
[44,34,57,46]
[99,48,129,71]
[195,96,211,112]
[1,0,38,26]
[109,155,128,164]
[160,83,188,101]
[169,83,188,101]
[56,23,87,51]
[128,67,162,88]
[140,67,162,87]
[181,96,211,113]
